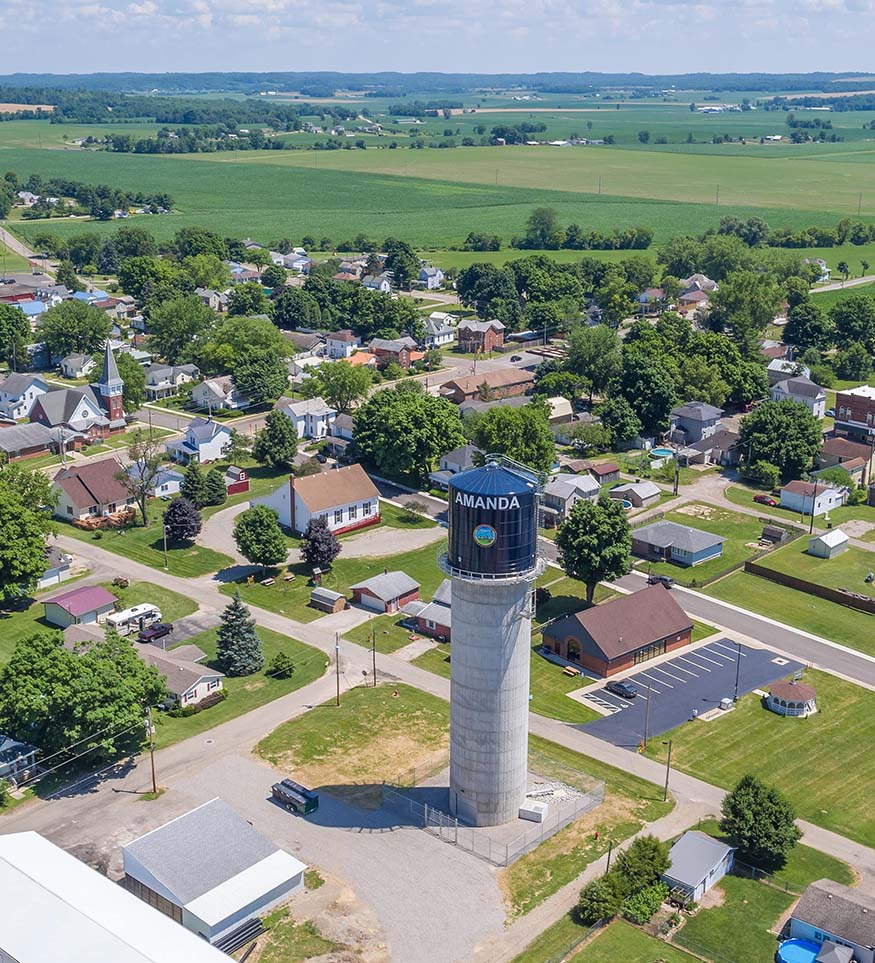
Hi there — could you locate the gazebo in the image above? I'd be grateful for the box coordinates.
[767,680,817,718]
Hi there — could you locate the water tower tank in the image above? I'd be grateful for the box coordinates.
[447,461,539,577]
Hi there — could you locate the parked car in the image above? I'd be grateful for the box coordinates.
[826,407,836,417]
[753,494,778,507]
[647,574,675,588]
[606,679,638,699]
[510,354,523,362]
[138,623,174,643]
[315,453,328,464]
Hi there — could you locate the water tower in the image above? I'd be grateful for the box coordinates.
[441,455,545,827]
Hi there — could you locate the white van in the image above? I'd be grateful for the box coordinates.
[106,604,163,637]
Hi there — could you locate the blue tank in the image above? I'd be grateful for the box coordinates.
[447,461,538,576]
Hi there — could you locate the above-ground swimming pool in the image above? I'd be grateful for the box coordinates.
[776,939,821,963]
[651,447,675,458]
[620,499,633,510]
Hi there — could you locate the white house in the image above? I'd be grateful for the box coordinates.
[145,363,200,401]
[127,465,184,498]
[770,376,827,419]
[0,831,230,963]
[422,315,456,348]
[662,831,734,902]
[287,355,326,386]
[767,358,811,386]
[59,353,96,380]
[362,273,392,293]
[418,265,445,290]
[166,418,233,465]
[802,257,831,283]
[139,648,224,707]
[780,480,848,517]
[277,396,337,439]
[543,473,600,521]
[122,799,306,946]
[325,329,359,359]
[0,372,49,420]
[191,377,250,412]
[254,463,380,535]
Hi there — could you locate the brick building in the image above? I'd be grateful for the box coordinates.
[835,385,875,441]
[456,320,505,353]
[440,368,534,404]
[541,584,693,677]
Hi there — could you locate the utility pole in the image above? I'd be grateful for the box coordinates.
[662,739,673,802]
[809,476,818,535]
[335,633,341,706]
[605,839,613,873]
[643,683,651,749]
[371,626,377,686]
[162,525,169,570]
[148,407,154,443]
[146,706,157,795]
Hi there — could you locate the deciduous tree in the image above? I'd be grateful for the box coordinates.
[37,300,110,357]
[300,515,341,570]
[738,400,823,481]
[147,295,216,365]
[234,347,289,405]
[253,410,298,467]
[233,505,288,570]
[163,496,202,541]
[720,774,802,865]
[468,403,556,473]
[117,430,162,526]
[303,360,372,412]
[0,463,57,601]
[556,495,632,604]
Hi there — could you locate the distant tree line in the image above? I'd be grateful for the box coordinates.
[511,207,653,251]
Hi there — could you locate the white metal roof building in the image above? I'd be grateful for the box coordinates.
[662,830,735,901]
[122,798,306,945]
[0,831,228,963]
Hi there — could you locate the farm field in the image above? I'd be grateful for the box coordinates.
[5,125,875,251]
[644,669,875,846]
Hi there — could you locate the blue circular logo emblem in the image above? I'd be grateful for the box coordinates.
[473,524,497,548]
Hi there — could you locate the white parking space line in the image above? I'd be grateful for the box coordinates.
[711,640,746,658]
[691,651,725,667]
[678,656,711,672]
[702,646,734,662]
[650,665,688,683]
[637,673,668,690]
[669,661,699,677]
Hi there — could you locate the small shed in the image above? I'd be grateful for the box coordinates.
[808,528,849,560]
[310,587,346,614]
[662,831,735,902]
[761,525,788,545]
[350,571,420,614]
[224,465,250,495]
[768,680,817,718]
[43,585,118,628]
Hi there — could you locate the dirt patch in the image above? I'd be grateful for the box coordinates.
[698,884,726,910]
[0,103,54,113]
[841,519,875,539]
[675,504,718,520]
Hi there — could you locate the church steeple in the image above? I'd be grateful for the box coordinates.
[95,339,125,425]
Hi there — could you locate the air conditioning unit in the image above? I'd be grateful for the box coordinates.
[719,697,733,711]
[519,801,549,823]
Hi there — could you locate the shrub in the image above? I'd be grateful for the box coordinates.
[575,876,623,924]
[266,651,296,679]
[621,882,669,925]
[535,586,552,606]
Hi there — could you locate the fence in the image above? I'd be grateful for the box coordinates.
[732,857,802,895]
[381,780,606,867]
[745,559,875,614]
[541,919,607,963]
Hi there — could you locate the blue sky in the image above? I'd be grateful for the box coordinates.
[0,0,871,74]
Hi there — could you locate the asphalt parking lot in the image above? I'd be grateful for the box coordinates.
[581,639,804,748]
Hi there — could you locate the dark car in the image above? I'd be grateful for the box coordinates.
[510,354,523,362]
[647,574,675,588]
[138,623,174,643]
[753,494,778,507]
[605,679,638,699]
[315,453,328,463]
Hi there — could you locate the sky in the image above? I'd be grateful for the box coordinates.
[0,0,872,74]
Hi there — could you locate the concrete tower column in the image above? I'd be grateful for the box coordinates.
[449,577,532,827]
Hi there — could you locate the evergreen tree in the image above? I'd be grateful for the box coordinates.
[300,516,341,570]
[204,467,228,507]
[216,591,264,676]
[180,462,208,508]
[163,496,202,542]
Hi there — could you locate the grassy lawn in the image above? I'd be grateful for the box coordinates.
[199,461,290,519]
[60,503,232,579]
[574,921,699,963]
[222,541,448,624]
[379,500,438,529]
[101,580,197,623]
[691,619,718,642]
[535,577,616,625]
[706,570,875,656]
[16,451,62,470]
[82,427,174,457]
[154,625,325,748]
[0,598,62,663]
[638,503,791,586]
[501,734,674,918]
[644,669,875,846]
[725,483,875,535]
[255,682,449,802]
[256,907,344,963]
[756,539,875,595]
[342,614,418,654]
[510,913,591,963]
[672,873,791,963]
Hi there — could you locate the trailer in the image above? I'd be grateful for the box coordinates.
[271,778,319,815]
[106,603,163,637]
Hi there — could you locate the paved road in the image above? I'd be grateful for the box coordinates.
[0,223,36,260]
[814,273,875,293]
